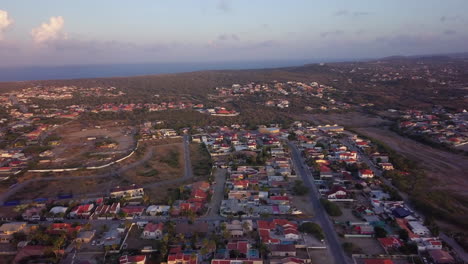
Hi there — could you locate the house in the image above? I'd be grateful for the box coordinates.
[212,259,262,264]
[110,184,144,199]
[284,228,299,240]
[227,241,250,256]
[121,206,145,217]
[146,205,171,216]
[48,223,81,235]
[268,244,296,257]
[325,186,347,199]
[378,237,403,253]
[69,204,94,218]
[225,220,253,237]
[47,206,68,220]
[392,207,412,218]
[354,225,374,235]
[428,249,455,264]
[364,260,394,264]
[0,222,28,243]
[119,255,147,264]
[379,163,394,170]
[408,221,430,236]
[359,169,374,179]
[93,203,120,219]
[13,245,49,264]
[319,166,333,179]
[22,206,44,221]
[142,222,164,239]
[167,253,198,264]
[270,257,309,264]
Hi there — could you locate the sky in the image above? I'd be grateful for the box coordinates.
[0,0,467,68]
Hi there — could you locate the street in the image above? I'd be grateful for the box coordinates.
[341,138,468,263]
[288,142,351,264]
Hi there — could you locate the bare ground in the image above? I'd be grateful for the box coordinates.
[305,112,392,128]
[120,143,184,185]
[354,127,468,196]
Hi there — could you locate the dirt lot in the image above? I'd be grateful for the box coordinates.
[291,194,314,217]
[305,112,392,128]
[120,143,184,185]
[124,226,158,250]
[307,249,334,264]
[333,204,362,223]
[341,237,385,255]
[10,176,116,200]
[354,127,468,196]
[46,120,135,167]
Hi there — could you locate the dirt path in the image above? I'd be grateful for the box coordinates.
[354,127,468,195]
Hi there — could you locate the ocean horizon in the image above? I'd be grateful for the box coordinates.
[0,58,358,82]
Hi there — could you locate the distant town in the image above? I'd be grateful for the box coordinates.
[0,57,467,264]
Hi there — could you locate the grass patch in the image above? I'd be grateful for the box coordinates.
[159,150,180,168]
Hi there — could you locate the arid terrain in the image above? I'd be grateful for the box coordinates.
[354,127,468,196]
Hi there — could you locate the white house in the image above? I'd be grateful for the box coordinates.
[146,205,170,216]
[142,222,164,239]
[359,169,374,179]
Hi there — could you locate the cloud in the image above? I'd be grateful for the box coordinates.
[218,33,239,41]
[333,10,349,16]
[375,33,439,47]
[321,30,344,38]
[217,0,231,13]
[443,29,456,35]
[440,15,460,23]
[334,9,370,17]
[353,11,370,17]
[31,16,66,44]
[0,9,14,40]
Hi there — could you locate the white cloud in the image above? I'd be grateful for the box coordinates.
[31,16,66,44]
[0,9,14,40]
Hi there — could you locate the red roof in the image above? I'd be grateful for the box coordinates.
[119,255,146,264]
[360,169,374,175]
[320,166,332,172]
[227,241,249,255]
[378,237,403,248]
[121,206,145,214]
[144,222,164,232]
[364,260,394,264]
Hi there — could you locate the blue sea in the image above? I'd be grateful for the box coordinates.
[0,58,357,82]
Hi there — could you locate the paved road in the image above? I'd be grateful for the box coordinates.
[341,138,468,263]
[288,142,351,264]
[206,168,227,217]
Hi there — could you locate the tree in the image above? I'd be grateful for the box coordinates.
[342,242,361,254]
[320,199,342,216]
[374,226,387,238]
[398,228,409,241]
[298,222,324,240]
[292,180,309,196]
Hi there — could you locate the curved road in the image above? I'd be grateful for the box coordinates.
[0,146,154,204]
[0,137,193,204]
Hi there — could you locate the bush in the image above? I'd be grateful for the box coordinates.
[320,199,342,216]
[374,226,387,238]
[298,222,324,240]
[292,180,309,196]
